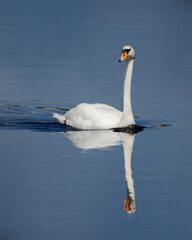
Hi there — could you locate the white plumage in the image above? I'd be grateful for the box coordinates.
[54,103,122,129]
[53,45,136,130]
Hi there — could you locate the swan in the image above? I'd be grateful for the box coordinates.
[53,45,136,130]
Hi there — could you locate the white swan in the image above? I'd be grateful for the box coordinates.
[53,45,136,130]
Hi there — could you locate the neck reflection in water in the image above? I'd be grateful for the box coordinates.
[64,130,136,213]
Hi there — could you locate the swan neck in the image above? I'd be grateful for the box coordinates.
[124,60,134,113]
[118,59,135,127]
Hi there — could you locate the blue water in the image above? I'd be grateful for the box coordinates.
[0,0,192,239]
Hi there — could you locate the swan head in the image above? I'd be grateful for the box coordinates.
[119,45,135,62]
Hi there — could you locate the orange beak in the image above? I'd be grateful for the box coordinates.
[119,51,128,62]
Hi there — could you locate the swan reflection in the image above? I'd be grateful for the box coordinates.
[64,130,136,213]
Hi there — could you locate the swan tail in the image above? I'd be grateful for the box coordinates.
[53,113,66,124]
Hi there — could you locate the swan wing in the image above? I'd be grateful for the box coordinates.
[63,103,122,130]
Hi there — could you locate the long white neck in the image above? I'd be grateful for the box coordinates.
[118,59,135,127]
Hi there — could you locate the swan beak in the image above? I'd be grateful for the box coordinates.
[118,52,128,62]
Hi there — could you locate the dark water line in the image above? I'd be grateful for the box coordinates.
[0,103,69,111]
[0,121,73,132]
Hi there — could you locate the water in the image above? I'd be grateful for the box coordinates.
[0,0,192,239]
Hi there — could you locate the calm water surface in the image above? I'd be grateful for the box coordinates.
[0,0,192,239]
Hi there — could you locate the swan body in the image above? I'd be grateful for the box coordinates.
[54,45,136,130]
[53,103,123,129]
